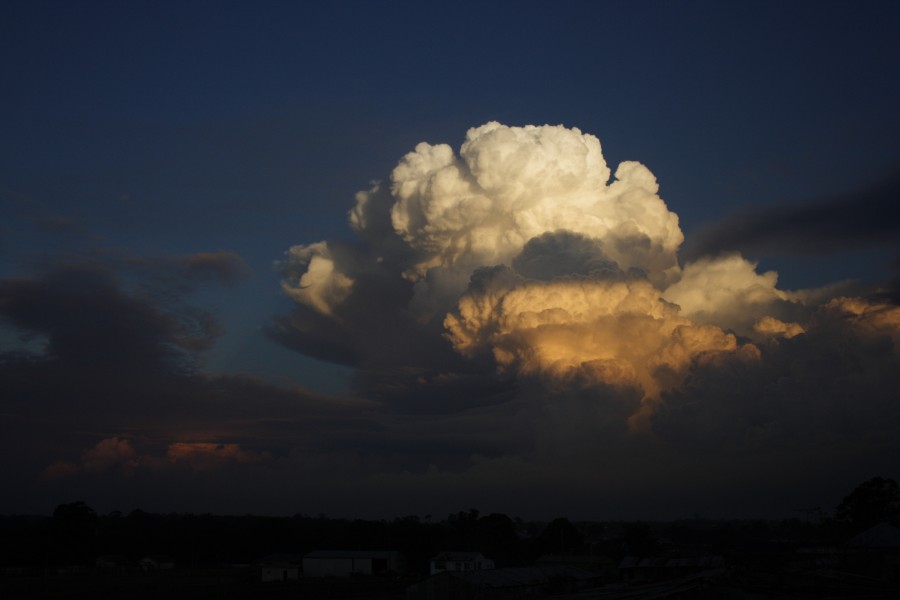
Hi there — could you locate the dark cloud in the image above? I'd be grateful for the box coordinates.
[653,299,900,452]
[178,251,253,285]
[0,252,395,513]
[0,249,525,515]
[0,252,252,371]
[683,170,900,261]
[874,254,900,304]
[0,263,202,372]
[512,231,621,281]
[271,238,499,409]
[124,251,253,292]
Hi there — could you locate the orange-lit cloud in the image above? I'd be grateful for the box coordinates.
[281,242,353,317]
[662,253,792,337]
[42,436,141,479]
[445,269,738,405]
[826,296,900,340]
[43,437,269,479]
[166,442,267,470]
[754,315,805,339]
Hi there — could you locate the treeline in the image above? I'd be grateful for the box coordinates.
[2,477,897,572]
[1,507,594,571]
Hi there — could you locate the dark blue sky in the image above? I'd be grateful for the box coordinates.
[2,1,899,519]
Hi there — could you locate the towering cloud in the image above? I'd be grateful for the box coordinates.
[283,123,686,330]
[661,253,797,337]
[277,122,899,463]
[280,123,793,416]
[382,123,683,287]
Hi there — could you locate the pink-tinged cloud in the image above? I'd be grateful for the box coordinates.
[81,436,140,474]
[166,442,268,470]
[42,436,140,479]
[42,461,81,480]
[43,437,269,479]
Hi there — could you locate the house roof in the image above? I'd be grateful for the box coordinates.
[850,522,900,548]
[257,553,305,565]
[431,551,487,562]
[620,556,724,569]
[445,566,594,588]
[304,550,397,559]
[537,554,614,565]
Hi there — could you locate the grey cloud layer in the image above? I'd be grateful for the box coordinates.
[682,170,900,261]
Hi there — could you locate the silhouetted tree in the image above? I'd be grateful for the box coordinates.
[446,508,481,548]
[536,518,583,555]
[836,477,900,529]
[473,513,521,565]
[51,501,98,563]
[53,501,97,523]
[622,522,659,557]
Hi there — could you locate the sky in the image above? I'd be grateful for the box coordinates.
[2,0,900,521]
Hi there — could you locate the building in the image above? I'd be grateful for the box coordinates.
[303,550,404,577]
[257,553,304,582]
[847,522,900,582]
[430,551,494,575]
[138,555,175,571]
[94,555,130,571]
[407,565,597,600]
[619,555,724,583]
[535,554,616,579]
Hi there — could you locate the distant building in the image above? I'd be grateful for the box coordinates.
[847,522,900,582]
[619,555,724,583]
[407,565,597,600]
[257,553,304,582]
[535,554,616,578]
[430,551,494,575]
[94,555,130,570]
[138,555,175,571]
[850,522,900,549]
[303,550,404,577]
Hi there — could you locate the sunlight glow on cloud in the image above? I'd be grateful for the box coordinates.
[662,253,787,334]
[44,438,270,479]
[281,242,353,316]
[753,315,805,339]
[826,296,900,346]
[445,268,737,405]
[43,437,142,479]
[166,442,267,470]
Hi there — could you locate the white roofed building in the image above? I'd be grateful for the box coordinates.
[430,551,494,575]
[303,550,404,577]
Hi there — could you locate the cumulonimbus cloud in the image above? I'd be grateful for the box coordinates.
[272,120,900,512]
[280,122,872,418]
